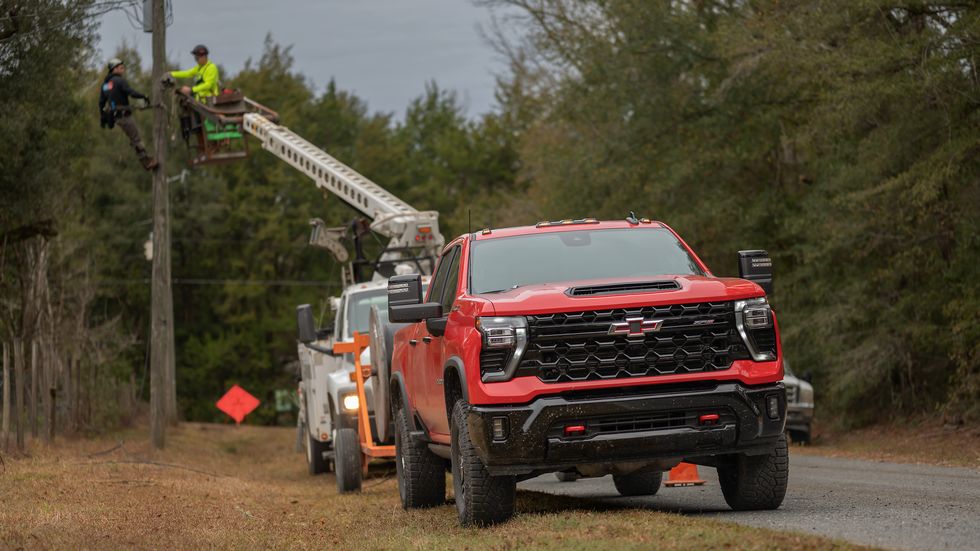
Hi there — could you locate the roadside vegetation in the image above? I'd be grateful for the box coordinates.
[1,1,977,445]
[801,418,980,468]
[0,423,868,550]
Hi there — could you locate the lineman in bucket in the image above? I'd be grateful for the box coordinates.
[99,58,158,171]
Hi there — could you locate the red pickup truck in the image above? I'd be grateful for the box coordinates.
[384,218,787,526]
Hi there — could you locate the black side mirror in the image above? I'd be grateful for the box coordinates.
[296,304,317,344]
[738,250,773,295]
[388,274,442,323]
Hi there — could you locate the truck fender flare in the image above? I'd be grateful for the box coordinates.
[443,356,469,405]
[390,371,417,431]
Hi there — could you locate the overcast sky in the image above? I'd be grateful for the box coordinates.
[96,0,507,117]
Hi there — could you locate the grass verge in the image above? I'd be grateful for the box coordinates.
[1,422,868,550]
[797,419,980,469]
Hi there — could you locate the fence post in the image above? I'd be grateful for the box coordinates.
[30,339,38,438]
[40,339,51,443]
[2,342,10,451]
[14,338,25,450]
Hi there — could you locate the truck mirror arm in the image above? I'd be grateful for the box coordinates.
[302,342,338,356]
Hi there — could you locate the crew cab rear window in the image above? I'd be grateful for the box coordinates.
[470,228,705,294]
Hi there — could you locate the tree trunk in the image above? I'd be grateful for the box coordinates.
[149,0,171,449]
[2,342,10,451]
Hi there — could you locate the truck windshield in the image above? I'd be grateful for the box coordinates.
[470,228,705,294]
[346,289,387,338]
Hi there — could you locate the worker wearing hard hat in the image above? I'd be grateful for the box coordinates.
[99,58,158,171]
[169,44,219,101]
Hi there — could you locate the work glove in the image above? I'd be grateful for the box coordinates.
[161,74,175,88]
[136,97,149,109]
[100,111,111,129]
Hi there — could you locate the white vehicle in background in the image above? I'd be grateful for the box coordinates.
[783,361,815,444]
[234,99,445,485]
[297,280,387,475]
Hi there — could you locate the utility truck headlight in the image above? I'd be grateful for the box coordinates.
[734,297,777,362]
[342,394,359,412]
[477,317,528,382]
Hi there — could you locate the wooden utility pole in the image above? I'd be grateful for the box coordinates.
[149,0,172,449]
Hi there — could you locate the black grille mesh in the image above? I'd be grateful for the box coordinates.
[517,302,750,383]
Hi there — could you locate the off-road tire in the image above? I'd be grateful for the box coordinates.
[334,428,362,493]
[394,404,445,508]
[555,471,580,482]
[451,400,516,526]
[612,470,662,496]
[718,433,789,510]
[306,432,330,475]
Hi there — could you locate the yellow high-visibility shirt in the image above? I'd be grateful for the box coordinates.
[171,61,219,101]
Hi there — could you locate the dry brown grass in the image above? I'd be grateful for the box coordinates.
[798,419,980,469]
[1,422,867,550]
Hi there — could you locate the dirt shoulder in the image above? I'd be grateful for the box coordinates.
[0,422,871,550]
[795,419,980,469]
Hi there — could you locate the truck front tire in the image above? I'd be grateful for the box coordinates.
[394,404,445,508]
[613,470,662,496]
[718,433,789,510]
[334,428,362,493]
[451,400,516,526]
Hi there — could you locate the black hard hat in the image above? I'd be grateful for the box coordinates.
[191,44,209,56]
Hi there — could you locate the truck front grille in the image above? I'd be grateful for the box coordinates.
[517,302,750,383]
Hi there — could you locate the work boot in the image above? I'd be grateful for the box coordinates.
[141,156,159,171]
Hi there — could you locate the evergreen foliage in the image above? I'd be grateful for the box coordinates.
[485,0,980,423]
[1,1,975,427]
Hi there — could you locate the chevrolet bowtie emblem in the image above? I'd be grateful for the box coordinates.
[609,316,663,337]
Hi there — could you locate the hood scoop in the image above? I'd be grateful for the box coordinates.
[566,280,681,297]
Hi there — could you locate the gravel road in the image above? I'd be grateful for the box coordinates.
[519,454,980,550]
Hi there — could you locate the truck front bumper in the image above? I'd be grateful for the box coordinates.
[467,382,786,476]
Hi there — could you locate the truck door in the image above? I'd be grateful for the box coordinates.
[419,245,461,436]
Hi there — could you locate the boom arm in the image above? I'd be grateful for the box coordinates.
[242,112,444,272]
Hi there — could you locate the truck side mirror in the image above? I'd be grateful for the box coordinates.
[738,250,773,295]
[296,304,317,344]
[388,274,442,323]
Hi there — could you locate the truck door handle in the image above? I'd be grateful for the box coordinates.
[408,339,418,346]
[422,336,433,344]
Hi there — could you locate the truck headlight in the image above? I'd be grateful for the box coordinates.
[342,393,359,412]
[734,297,777,361]
[477,317,528,382]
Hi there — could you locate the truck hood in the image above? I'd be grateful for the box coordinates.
[477,275,764,316]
